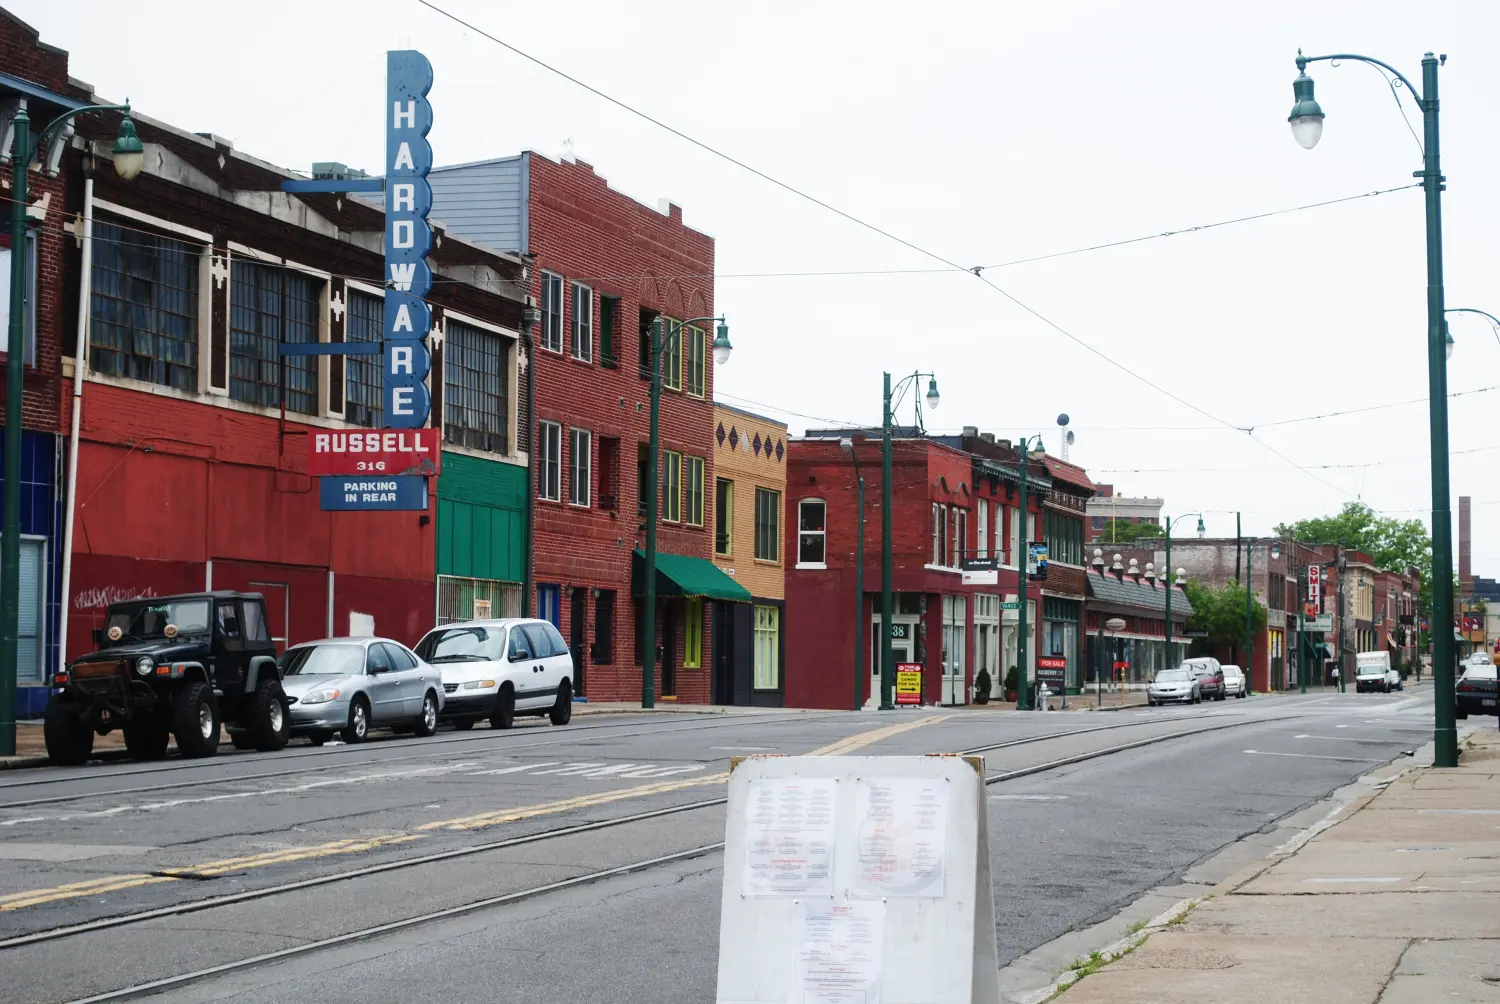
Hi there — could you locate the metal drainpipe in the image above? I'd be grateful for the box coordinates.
[58,166,95,682]
[521,303,537,618]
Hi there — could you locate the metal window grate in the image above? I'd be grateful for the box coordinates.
[345,290,383,427]
[90,220,199,390]
[444,318,509,454]
[437,576,522,625]
[229,260,318,414]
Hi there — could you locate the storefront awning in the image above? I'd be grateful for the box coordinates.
[631,550,752,603]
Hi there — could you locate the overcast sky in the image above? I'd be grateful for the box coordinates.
[24,0,1500,570]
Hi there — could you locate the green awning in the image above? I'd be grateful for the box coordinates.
[632,550,752,602]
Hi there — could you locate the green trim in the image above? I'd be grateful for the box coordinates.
[632,549,752,603]
[437,452,526,582]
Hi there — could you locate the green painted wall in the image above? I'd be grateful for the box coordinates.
[437,452,526,583]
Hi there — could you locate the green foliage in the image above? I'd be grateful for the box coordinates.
[1276,502,1430,574]
[1183,579,1267,648]
[974,667,992,696]
[1094,518,1165,544]
[1004,665,1020,694]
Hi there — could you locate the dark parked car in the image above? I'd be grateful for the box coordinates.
[1182,657,1226,701]
[1455,662,1498,719]
[46,591,290,765]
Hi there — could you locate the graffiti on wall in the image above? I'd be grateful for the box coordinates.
[73,585,159,611]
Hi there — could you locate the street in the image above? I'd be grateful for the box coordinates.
[0,688,1438,1003]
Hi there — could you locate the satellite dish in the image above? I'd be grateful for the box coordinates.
[1066,430,1075,446]
[1056,413,1070,427]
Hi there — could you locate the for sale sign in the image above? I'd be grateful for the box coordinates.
[309,429,440,477]
[895,663,923,705]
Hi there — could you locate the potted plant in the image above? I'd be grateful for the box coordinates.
[1004,665,1019,702]
[973,668,992,705]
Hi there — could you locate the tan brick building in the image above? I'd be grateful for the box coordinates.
[711,403,787,706]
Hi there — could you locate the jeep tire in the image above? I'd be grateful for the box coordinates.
[246,679,291,752]
[173,682,221,758]
[124,720,171,760]
[44,701,94,766]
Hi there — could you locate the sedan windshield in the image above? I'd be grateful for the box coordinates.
[281,644,365,676]
[415,626,507,664]
[1154,669,1190,683]
[105,599,211,642]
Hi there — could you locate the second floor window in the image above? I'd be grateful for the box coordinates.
[754,487,780,562]
[345,290,383,427]
[684,324,705,396]
[540,272,563,352]
[798,499,827,567]
[684,455,704,526]
[537,420,562,501]
[571,283,593,361]
[715,478,733,555]
[90,220,199,392]
[661,318,682,391]
[445,318,510,454]
[569,428,591,507]
[663,450,682,522]
[229,260,318,414]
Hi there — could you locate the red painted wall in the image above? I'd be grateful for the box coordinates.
[525,154,721,703]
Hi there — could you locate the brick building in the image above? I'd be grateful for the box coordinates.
[784,430,1088,709]
[0,11,79,713]
[710,403,786,706]
[1083,552,1193,686]
[1087,485,1162,541]
[56,67,528,684]
[427,152,737,703]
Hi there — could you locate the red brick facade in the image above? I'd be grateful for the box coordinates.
[524,154,719,703]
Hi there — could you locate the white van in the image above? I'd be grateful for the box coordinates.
[1355,651,1401,693]
[414,618,575,729]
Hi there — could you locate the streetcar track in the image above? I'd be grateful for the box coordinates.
[11,706,1328,971]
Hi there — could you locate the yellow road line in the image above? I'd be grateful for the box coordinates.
[1,714,952,909]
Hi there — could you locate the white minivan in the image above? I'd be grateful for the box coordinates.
[1355,651,1401,693]
[414,618,574,729]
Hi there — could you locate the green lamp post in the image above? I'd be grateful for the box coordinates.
[878,371,939,710]
[1287,49,1458,766]
[640,316,731,709]
[1012,434,1046,710]
[1162,513,1204,670]
[1,101,142,755]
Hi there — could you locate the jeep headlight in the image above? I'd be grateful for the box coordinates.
[135,656,154,677]
[301,689,340,705]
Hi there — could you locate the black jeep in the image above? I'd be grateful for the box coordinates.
[45,591,291,765]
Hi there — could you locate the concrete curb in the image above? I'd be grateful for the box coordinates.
[1013,897,1202,1004]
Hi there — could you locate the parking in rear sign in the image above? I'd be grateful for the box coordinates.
[319,476,429,511]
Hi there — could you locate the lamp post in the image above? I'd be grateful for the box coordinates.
[1287,48,1456,764]
[841,437,866,711]
[641,315,731,709]
[877,372,939,710]
[1012,434,1047,710]
[1161,513,1205,671]
[1,102,142,756]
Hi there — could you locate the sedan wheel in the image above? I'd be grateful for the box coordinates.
[343,699,370,743]
[413,693,439,737]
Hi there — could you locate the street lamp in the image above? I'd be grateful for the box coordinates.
[1286,48,1457,765]
[1012,434,1047,710]
[877,371,939,711]
[640,315,730,709]
[1162,513,1204,671]
[841,437,866,711]
[2,101,142,756]
[1444,308,1500,361]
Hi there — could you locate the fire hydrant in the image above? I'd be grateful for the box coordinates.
[1036,683,1051,711]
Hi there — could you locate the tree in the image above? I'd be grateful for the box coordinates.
[1276,501,1430,574]
[1094,518,1165,545]
[1182,580,1267,650]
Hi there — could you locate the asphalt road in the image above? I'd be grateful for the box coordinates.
[0,686,1443,1003]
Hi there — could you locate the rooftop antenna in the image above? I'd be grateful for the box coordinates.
[1057,413,1073,462]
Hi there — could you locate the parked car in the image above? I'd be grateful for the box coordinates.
[1456,661,1498,719]
[1355,651,1402,693]
[1221,664,1248,699]
[1182,657,1226,701]
[280,637,444,744]
[46,591,290,765]
[1147,667,1201,706]
[414,618,574,730]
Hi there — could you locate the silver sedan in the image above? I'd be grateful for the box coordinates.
[279,637,444,744]
[1147,667,1201,706]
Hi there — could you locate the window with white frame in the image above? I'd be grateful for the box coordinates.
[537,420,562,501]
[90,220,198,391]
[571,282,593,361]
[798,499,827,567]
[977,499,989,559]
[540,271,563,352]
[754,605,779,689]
[569,428,591,506]
[444,317,510,454]
[996,505,1008,564]
[952,507,967,566]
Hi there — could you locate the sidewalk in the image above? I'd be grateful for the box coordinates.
[1045,727,1500,1003]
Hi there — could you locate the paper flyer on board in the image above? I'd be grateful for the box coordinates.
[790,899,884,1003]
[743,777,838,896]
[853,777,949,898]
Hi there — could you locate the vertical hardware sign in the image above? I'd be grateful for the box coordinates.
[384,50,434,430]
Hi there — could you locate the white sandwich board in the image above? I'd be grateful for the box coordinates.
[714,754,998,1004]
